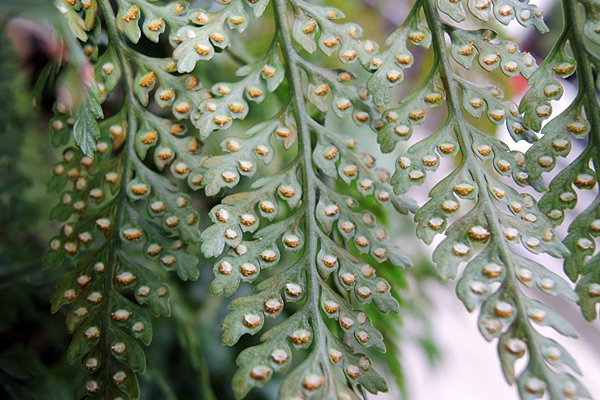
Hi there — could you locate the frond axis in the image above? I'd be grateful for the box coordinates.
[76,0,148,396]
[272,0,335,395]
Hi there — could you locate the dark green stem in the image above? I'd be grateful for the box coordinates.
[96,0,140,396]
[271,0,334,389]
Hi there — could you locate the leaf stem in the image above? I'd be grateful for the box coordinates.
[96,0,142,394]
[272,0,334,389]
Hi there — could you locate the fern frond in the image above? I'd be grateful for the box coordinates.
[44,0,205,397]
[166,0,415,397]
[522,0,600,322]
[370,0,590,398]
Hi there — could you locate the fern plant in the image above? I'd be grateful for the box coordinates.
[1,0,600,398]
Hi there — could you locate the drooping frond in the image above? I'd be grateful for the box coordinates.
[166,0,415,398]
[522,0,600,323]
[367,0,590,398]
[43,0,205,397]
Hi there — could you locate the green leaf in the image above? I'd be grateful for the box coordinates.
[190,0,413,398]
[376,0,586,397]
[72,93,103,157]
[116,0,142,43]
